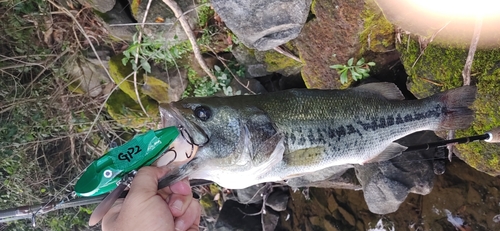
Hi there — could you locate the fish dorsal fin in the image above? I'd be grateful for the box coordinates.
[364,142,408,163]
[355,82,405,100]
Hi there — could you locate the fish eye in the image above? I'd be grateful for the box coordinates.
[194,105,211,121]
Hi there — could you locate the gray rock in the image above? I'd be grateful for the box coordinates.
[246,64,271,78]
[102,1,137,41]
[262,209,280,231]
[254,50,302,77]
[212,0,312,51]
[78,0,115,13]
[146,65,188,103]
[265,189,289,212]
[231,44,302,78]
[215,200,262,231]
[131,0,197,44]
[231,45,271,78]
[355,131,437,214]
[228,76,267,95]
[68,57,110,97]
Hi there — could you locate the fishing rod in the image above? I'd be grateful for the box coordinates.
[403,127,499,152]
[0,128,498,224]
[0,195,106,224]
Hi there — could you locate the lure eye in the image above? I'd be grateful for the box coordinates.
[194,106,211,121]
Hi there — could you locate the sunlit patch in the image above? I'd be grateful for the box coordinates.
[407,0,500,18]
[375,0,500,47]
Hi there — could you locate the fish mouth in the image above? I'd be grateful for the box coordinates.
[159,103,209,146]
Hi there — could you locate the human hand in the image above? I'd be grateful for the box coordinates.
[102,166,201,231]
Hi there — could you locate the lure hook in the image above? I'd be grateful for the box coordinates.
[178,125,209,159]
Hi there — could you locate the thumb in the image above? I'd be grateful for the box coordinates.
[126,166,169,202]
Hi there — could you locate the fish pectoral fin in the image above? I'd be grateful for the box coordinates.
[354,82,405,100]
[283,147,326,166]
[251,134,285,176]
[364,142,408,163]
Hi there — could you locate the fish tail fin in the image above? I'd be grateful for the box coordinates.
[434,85,477,130]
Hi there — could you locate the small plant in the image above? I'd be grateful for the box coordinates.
[122,34,192,73]
[183,63,245,98]
[330,57,375,84]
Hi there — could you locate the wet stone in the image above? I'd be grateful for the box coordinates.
[355,131,437,214]
[263,209,280,231]
[233,184,265,205]
[265,189,289,212]
[211,0,311,51]
[215,200,261,231]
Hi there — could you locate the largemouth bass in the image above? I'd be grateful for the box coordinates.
[158,83,476,189]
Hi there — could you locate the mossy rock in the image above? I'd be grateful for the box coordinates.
[105,88,159,128]
[259,49,302,76]
[141,75,170,104]
[398,35,500,176]
[108,54,145,101]
[359,0,395,54]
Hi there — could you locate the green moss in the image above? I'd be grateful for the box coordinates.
[141,75,170,104]
[398,36,467,97]
[310,0,317,16]
[130,0,140,17]
[263,50,302,73]
[359,0,395,54]
[108,54,144,101]
[398,35,500,175]
[199,194,215,209]
[105,88,158,128]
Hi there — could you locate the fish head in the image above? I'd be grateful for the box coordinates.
[160,97,245,159]
[158,96,284,188]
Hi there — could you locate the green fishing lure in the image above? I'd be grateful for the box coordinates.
[74,126,180,197]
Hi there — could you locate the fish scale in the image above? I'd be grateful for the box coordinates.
[159,83,477,189]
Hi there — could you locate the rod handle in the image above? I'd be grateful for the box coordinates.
[485,127,500,143]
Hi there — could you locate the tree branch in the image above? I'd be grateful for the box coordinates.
[162,0,217,82]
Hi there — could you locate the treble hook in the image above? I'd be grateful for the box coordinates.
[178,125,209,159]
[165,147,178,166]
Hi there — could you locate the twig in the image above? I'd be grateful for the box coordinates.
[110,22,175,26]
[203,45,256,95]
[273,46,301,63]
[162,0,217,82]
[462,16,482,86]
[46,0,114,85]
[447,16,483,161]
[130,0,155,118]
[84,73,134,141]
[411,21,451,69]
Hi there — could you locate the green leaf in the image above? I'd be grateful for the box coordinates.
[351,70,362,80]
[347,58,354,66]
[329,64,345,70]
[340,71,348,84]
[121,57,128,66]
[367,62,376,66]
[349,69,357,80]
[141,60,151,73]
[356,57,365,66]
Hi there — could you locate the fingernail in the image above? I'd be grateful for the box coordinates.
[172,199,183,212]
[174,219,185,231]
